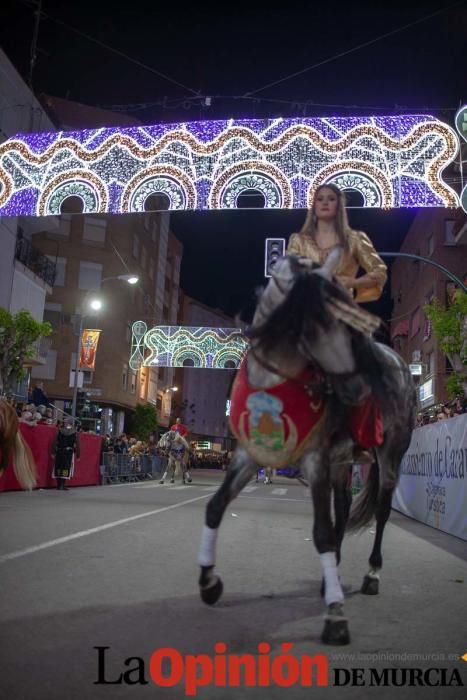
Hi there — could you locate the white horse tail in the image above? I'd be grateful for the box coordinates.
[14,431,37,490]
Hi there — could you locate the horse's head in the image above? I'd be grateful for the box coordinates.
[251,250,380,404]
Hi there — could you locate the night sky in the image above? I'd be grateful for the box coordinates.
[2,0,466,320]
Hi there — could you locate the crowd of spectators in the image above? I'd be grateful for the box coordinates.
[417,397,466,426]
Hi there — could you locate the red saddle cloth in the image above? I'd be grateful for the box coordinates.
[229,355,384,467]
[229,357,326,468]
[350,394,384,449]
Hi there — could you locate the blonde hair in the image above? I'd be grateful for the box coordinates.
[299,183,352,250]
[0,400,37,490]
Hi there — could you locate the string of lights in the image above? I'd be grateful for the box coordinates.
[14,0,200,96]
[243,0,467,97]
[102,94,461,116]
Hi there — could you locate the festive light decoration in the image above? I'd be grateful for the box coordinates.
[129,322,248,370]
[0,115,459,216]
[455,105,467,213]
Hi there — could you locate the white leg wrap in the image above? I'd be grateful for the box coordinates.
[161,471,167,481]
[320,552,344,606]
[198,525,218,567]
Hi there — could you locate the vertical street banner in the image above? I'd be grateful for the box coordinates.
[79,329,102,371]
[393,414,467,541]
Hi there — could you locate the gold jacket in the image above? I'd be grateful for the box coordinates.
[286,229,387,303]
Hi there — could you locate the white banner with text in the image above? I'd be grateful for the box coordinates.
[393,414,467,541]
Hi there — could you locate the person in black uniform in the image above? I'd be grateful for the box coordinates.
[52,418,80,490]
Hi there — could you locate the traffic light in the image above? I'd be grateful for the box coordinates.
[76,390,91,417]
[264,238,286,278]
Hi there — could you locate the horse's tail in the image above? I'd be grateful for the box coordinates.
[347,461,379,531]
[13,432,37,490]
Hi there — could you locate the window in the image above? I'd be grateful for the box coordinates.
[47,256,67,286]
[57,215,71,237]
[43,302,62,331]
[132,234,140,259]
[130,372,136,394]
[149,258,154,280]
[427,233,435,256]
[444,220,456,246]
[122,364,128,391]
[78,261,103,290]
[83,217,106,245]
[426,351,435,376]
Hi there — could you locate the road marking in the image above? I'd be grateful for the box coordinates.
[0,494,211,564]
[243,486,257,493]
[271,488,288,496]
[201,486,218,492]
[133,483,163,488]
[240,495,309,503]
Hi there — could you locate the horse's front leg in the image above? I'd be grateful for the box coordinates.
[198,446,257,605]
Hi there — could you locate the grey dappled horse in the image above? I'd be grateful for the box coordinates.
[198,250,416,645]
[158,430,192,484]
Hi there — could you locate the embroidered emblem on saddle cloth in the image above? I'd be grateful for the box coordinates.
[229,357,326,468]
[229,356,384,468]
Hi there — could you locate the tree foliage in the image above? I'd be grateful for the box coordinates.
[130,403,158,441]
[424,290,467,399]
[0,308,52,394]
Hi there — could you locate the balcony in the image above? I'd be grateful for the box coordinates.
[15,237,56,287]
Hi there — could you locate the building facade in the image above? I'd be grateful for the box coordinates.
[25,97,182,433]
[176,295,240,449]
[390,208,467,414]
[0,48,56,374]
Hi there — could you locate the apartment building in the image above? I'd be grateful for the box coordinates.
[0,48,57,381]
[391,208,467,413]
[26,97,182,433]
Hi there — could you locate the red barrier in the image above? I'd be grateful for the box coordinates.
[0,423,102,492]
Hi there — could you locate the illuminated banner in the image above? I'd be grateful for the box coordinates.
[79,329,101,371]
[129,322,248,370]
[0,115,459,217]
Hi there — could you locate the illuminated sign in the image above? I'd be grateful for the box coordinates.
[0,115,459,217]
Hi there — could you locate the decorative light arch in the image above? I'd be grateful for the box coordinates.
[0,114,459,216]
[121,164,197,212]
[130,324,249,370]
[209,161,293,209]
[36,170,108,215]
[309,161,394,208]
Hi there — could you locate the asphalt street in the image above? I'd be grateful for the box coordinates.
[1,470,466,699]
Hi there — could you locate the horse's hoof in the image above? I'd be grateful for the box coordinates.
[321,619,350,645]
[361,575,379,595]
[170,479,175,484]
[186,477,192,483]
[159,480,164,484]
[200,577,223,605]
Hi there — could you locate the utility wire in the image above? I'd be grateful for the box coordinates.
[244,0,467,97]
[15,0,199,96]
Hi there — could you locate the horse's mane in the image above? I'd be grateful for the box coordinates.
[250,262,395,413]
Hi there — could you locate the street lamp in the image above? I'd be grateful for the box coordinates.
[70,274,139,420]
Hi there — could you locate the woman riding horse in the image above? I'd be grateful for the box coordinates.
[197,249,415,645]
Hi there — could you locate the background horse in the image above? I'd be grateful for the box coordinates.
[158,430,192,484]
[0,399,36,490]
[197,250,416,645]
